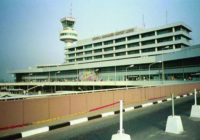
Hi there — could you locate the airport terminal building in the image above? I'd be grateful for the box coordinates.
[12,17,200,87]
[1,17,200,138]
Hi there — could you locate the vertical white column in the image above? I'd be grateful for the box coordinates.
[111,100,131,140]
[172,94,175,116]
[190,88,200,118]
[194,89,197,105]
[166,92,184,134]
[119,100,123,134]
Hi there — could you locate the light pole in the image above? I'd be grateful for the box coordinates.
[93,69,99,92]
[48,70,51,82]
[161,46,170,83]
[126,64,134,89]
[11,74,15,82]
[149,61,161,81]
[77,69,79,81]
[55,71,60,82]
[29,73,32,82]
[75,60,80,82]
[54,71,60,92]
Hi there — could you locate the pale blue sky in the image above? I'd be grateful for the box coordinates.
[0,0,200,81]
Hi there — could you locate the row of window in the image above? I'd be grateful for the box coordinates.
[60,33,77,36]
[68,26,189,52]
[67,44,186,62]
[68,34,189,53]
[68,52,132,62]
[68,36,188,58]
[68,36,189,57]
[68,44,139,57]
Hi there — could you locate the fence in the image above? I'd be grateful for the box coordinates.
[0,82,200,128]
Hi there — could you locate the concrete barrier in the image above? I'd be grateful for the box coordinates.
[0,82,199,128]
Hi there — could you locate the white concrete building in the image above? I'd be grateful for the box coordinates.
[10,16,200,91]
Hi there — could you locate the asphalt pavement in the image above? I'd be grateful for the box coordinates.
[20,96,200,140]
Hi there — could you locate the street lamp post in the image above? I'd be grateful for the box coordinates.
[126,64,134,89]
[93,69,99,92]
[95,68,99,73]
[29,73,32,82]
[48,70,51,82]
[161,46,170,83]
[11,74,15,82]
[149,61,161,81]
[55,71,60,82]
[54,71,60,92]
[162,59,164,82]
[76,69,78,81]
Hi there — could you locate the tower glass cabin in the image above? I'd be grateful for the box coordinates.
[60,17,78,62]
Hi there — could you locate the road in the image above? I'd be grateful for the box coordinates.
[21,96,200,140]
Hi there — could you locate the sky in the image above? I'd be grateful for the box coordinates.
[0,0,200,81]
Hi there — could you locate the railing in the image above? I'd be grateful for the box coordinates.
[0,80,200,101]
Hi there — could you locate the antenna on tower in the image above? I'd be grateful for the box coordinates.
[70,2,72,17]
[166,10,168,24]
[142,14,146,28]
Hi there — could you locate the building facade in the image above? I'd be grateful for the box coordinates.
[12,17,200,84]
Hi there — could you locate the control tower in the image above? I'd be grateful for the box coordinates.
[60,17,78,61]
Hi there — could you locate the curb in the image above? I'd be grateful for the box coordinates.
[0,92,195,139]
